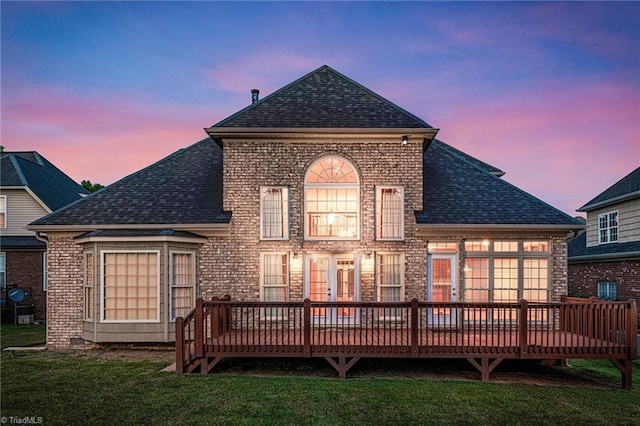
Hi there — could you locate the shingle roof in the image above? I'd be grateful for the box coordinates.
[568,231,640,260]
[30,139,230,226]
[211,65,433,129]
[578,167,640,212]
[1,151,88,210]
[0,236,46,249]
[416,140,582,226]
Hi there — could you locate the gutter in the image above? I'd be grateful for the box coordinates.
[568,251,640,263]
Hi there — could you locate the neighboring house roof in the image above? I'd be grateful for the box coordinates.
[578,166,640,212]
[1,151,88,211]
[568,231,640,262]
[416,140,582,226]
[30,138,230,227]
[0,236,46,250]
[210,65,433,129]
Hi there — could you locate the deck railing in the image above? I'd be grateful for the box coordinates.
[176,297,637,386]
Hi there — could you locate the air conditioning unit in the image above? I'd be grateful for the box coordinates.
[18,314,34,324]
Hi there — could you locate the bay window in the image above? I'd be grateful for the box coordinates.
[171,252,195,320]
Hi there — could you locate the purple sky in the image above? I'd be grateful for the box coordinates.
[2,2,638,216]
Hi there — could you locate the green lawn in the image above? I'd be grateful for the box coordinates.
[1,324,638,425]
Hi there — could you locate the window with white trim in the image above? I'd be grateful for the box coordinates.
[376,253,404,320]
[376,187,404,240]
[463,240,550,305]
[84,252,94,321]
[0,196,6,228]
[0,252,6,291]
[261,253,289,318]
[598,211,618,244]
[305,156,359,239]
[102,251,159,322]
[597,281,617,301]
[171,252,195,320]
[260,187,289,240]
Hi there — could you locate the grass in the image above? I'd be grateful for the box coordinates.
[1,324,638,425]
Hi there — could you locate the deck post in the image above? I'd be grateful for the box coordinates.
[411,298,419,356]
[195,298,204,359]
[519,299,528,357]
[175,316,184,373]
[303,298,311,356]
[628,300,638,360]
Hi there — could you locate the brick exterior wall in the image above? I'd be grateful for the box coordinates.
[43,138,575,348]
[4,250,47,321]
[45,235,86,349]
[198,139,426,302]
[568,259,640,327]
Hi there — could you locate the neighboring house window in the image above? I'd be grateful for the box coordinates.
[464,240,550,305]
[0,196,6,228]
[260,187,289,240]
[102,251,159,322]
[43,253,48,291]
[84,252,94,321]
[0,252,5,291]
[260,253,289,318]
[376,253,404,320]
[598,211,618,244]
[171,252,195,320]
[376,187,404,240]
[305,156,359,239]
[597,281,617,301]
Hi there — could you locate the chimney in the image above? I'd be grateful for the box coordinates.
[251,89,260,104]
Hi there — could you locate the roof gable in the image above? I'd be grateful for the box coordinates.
[578,167,640,212]
[417,140,582,226]
[210,65,433,129]
[1,151,88,210]
[30,139,230,227]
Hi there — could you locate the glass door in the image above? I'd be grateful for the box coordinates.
[305,253,359,325]
[427,254,457,327]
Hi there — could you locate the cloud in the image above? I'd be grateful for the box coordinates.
[2,76,223,186]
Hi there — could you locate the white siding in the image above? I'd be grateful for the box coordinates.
[0,189,50,236]
[586,198,640,247]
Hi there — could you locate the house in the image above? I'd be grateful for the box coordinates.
[0,149,88,322]
[568,166,640,327]
[29,65,585,349]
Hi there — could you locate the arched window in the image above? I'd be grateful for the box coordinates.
[304,156,359,239]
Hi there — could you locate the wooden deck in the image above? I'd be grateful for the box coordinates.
[176,297,637,388]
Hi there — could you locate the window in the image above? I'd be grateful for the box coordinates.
[260,187,289,240]
[261,253,289,318]
[84,252,94,321]
[102,251,159,322]
[598,211,618,244]
[0,196,6,228]
[0,252,5,291]
[43,253,48,291]
[464,240,550,305]
[305,156,359,239]
[376,187,404,240]
[597,281,617,301]
[376,253,403,321]
[171,252,195,320]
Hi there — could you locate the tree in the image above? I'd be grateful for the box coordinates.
[81,180,105,193]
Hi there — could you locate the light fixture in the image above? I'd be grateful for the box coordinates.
[401,135,409,146]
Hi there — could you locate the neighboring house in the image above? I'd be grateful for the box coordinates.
[28,66,583,349]
[0,150,88,322]
[568,166,640,327]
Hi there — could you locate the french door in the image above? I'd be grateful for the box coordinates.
[427,254,458,327]
[305,253,360,325]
